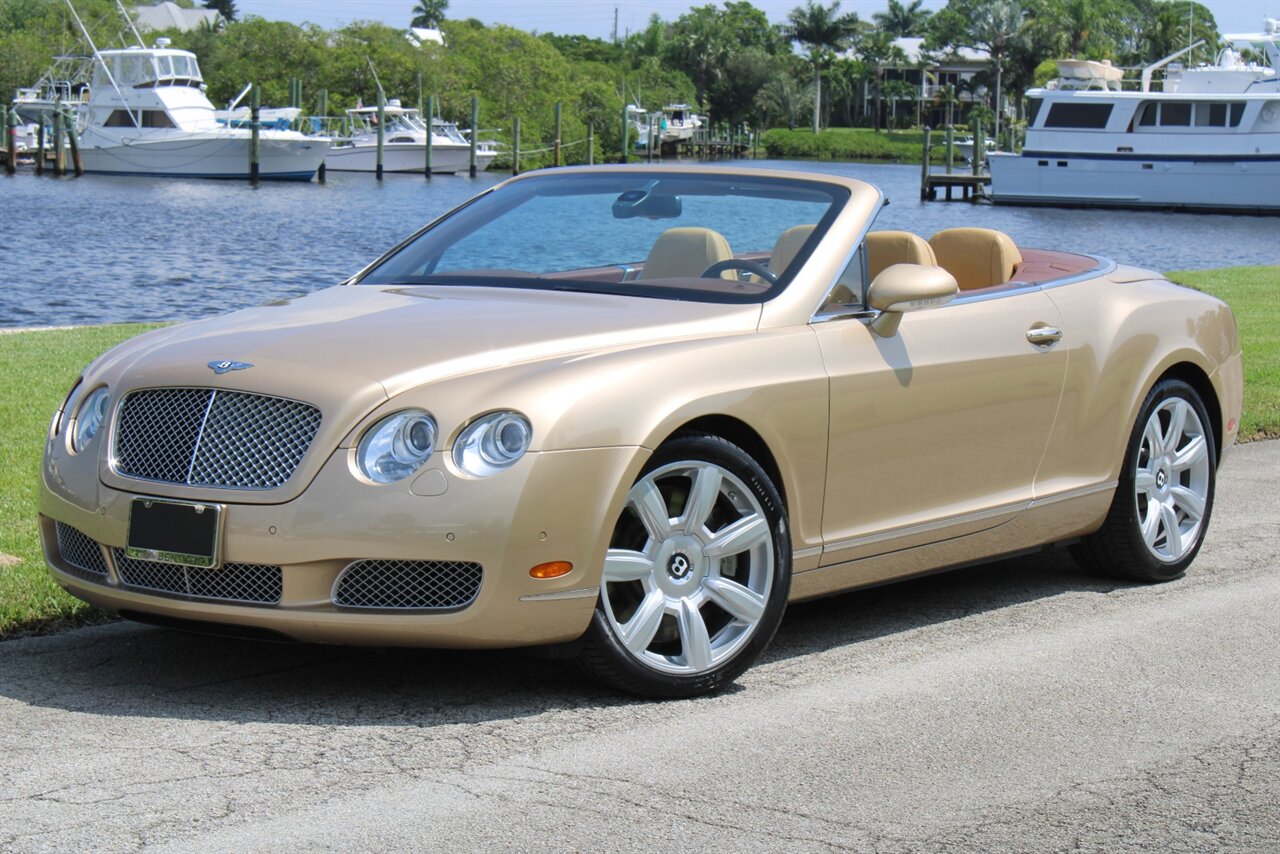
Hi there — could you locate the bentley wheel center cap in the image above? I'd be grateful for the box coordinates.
[1156,470,1167,490]
[668,552,693,580]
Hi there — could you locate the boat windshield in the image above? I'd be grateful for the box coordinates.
[92,50,202,89]
[357,171,849,304]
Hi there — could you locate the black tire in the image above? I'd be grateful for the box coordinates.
[1072,378,1217,582]
[575,432,791,698]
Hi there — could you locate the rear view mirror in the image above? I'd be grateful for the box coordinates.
[865,264,958,337]
[613,188,682,219]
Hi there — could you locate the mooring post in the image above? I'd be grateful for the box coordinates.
[2,109,13,176]
[416,72,423,117]
[552,101,562,168]
[64,108,83,177]
[51,100,64,176]
[586,124,594,165]
[316,89,327,183]
[469,96,478,177]
[425,94,434,178]
[945,123,955,174]
[972,118,983,178]
[512,116,521,175]
[375,89,386,180]
[35,121,45,176]
[250,84,260,185]
[619,104,628,164]
[920,126,932,201]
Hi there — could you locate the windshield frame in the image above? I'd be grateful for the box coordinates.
[352,169,851,305]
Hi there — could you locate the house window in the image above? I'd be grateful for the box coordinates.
[1044,102,1113,129]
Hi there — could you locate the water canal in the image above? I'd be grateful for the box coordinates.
[1,160,1276,328]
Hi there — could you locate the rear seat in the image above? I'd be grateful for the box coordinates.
[928,227,1022,291]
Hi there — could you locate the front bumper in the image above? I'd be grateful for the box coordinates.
[40,445,647,648]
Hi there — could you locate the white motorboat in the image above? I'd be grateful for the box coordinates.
[988,20,1280,212]
[325,102,497,174]
[659,104,703,146]
[67,40,327,180]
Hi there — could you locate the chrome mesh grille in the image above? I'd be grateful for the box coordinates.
[114,388,321,489]
[333,560,483,610]
[55,523,108,579]
[113,549,282,605]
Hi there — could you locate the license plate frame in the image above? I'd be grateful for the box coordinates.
[125,497,223,569]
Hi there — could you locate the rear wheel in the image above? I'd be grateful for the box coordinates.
[1073,378,1216,582]
[576,433,791,698]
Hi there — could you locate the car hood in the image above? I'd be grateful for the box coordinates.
[94,284,764,398]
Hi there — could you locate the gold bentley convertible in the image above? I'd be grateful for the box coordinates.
[40,166,1243,697]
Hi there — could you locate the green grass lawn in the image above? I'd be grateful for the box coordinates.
[1167,266,1280,442]
[0,325,160,636]
[0,267,1275,638]
[761,127,935,162]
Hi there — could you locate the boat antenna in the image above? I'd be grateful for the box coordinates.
[62,0,141,128]
[114,0,145,48]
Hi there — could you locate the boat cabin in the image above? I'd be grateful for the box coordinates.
[92,44,204,91]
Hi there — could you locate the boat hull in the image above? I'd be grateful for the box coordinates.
[79,133,327,180]
[989,152,1280,213]
[325,143,496,174]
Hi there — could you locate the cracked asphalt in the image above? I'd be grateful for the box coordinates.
[2,440,1277,853]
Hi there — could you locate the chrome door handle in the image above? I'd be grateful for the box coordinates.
[1026,326,1063,346]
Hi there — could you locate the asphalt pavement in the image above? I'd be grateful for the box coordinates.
[2,440,1277,853]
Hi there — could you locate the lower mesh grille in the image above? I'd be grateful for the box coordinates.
[112,549,282,605]
[55,523,109,579]
[333,560,483,610]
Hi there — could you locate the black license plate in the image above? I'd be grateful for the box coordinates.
[126,498,222,568]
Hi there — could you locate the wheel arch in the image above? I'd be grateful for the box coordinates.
[660,414,788,511]
[1156,361,1224,463]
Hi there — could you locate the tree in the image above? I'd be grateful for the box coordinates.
[872,0,932,38]
[203,0,236,23]
[709,48,777,128]
[665,5,731,106]
[755,75,813,130]
[929,0,1027,141]
[857,28,908,131]
[411,0,448,30]
[784,0,860,134]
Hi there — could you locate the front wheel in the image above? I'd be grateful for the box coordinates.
[575,433,791,698]
[1072,378,1216,582]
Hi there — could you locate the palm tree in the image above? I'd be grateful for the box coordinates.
[755,76,814,130]
[967,0,1025,143]
[784,1,860,134]
[410,0,448,29]
[858,28,908,132]
[872,0,931,38]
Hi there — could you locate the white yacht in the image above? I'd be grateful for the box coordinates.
[988,22,1280,212]
[325,102,497,174]
[69,41,327,180]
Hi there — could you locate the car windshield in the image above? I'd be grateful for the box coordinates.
[357,171,849,303]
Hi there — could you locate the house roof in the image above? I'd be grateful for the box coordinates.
[893,37,989,66]
[132,2,221,33]
[407,27,445,47]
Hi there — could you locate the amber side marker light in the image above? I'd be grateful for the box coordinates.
[530,561,573,579]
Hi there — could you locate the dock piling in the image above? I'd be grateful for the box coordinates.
[35,122,44,176]
[619,104,628,164]
[469,96,478,178]
[3,110,14,176]
[920,126,931,200]
[64,108,83,177]
[375,89,385,181]
[972,119,983,178]
[586,124,594,165]
[51,100,64,177]
[512,116,520,175]
[945,124,954,174]
[425,94,434,178]
[553,102,562,168]
[316,89,327,183]
[250,84,260,186]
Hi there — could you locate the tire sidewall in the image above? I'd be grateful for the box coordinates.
[587,433,792,698]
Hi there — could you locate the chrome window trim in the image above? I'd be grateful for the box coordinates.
[808,187,884,321]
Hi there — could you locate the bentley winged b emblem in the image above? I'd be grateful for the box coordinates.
[208,360,254,374]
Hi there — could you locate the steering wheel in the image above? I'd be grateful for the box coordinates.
[699,259,779,285]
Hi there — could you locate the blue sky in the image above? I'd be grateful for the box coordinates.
[236,0,1280,39]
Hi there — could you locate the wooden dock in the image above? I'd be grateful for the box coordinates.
[919,124,992,203]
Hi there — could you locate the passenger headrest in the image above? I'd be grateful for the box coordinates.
[641,227,733,280]
[866,231,937,280]
[928,228,1023,290]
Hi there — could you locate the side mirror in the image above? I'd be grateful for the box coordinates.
[864,264,959,337]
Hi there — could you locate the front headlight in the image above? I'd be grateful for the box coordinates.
[357,409,438,483]
[71,386,110,453]
[453,411,532,477]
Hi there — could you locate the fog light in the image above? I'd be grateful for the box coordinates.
[529,561,573,579]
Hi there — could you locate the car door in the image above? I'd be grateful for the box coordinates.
[813,264,1069,566]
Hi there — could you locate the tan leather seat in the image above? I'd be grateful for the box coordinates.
[928,227,1023,290]
[768,224,816,276]
[865,231,937,279]
[639,227,733,280]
